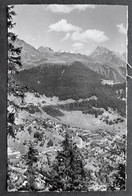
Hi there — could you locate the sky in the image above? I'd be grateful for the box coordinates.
[12,4,128,55]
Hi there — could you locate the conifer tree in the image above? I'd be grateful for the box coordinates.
[7,6,26,137]
[46,132,88,191]
[7,5,22,74]
[25,142,39,191]
[107,163,125,191]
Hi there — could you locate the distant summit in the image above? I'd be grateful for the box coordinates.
[14,38,45,69]
[89,45,125,68]
[92,45,110,55]
[38,46,54,53]
[37,46,55,59]
[90,45,116,58]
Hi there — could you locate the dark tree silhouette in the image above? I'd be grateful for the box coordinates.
[25,142,39,191]
[7,5,22,74]
[7,6,27,137]
[107,163,126,191]
[46,132,88,191]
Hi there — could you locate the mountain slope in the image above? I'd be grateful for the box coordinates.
[37,46,55,59]
[89,46,125,67]
[14,60,126,115]
[15,38,126,83]
[14,39,46,69]
[14,61,101,100]
[89,46,126,82]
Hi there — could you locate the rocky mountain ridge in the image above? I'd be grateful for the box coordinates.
[89,46,125,68]
[14,38,126,83]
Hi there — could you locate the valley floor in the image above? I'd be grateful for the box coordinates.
[7,92,127,191]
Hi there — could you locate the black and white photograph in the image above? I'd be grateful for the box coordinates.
[7,4,127,192]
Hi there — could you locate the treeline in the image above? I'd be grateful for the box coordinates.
[58,95,126,117]
[14,62,126,117]
[58,101,104,118]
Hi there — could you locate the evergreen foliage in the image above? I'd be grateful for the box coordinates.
[25,142,39,191]
[7,6,26,138]
[107,163,126,191]
[14,63,126,117]
[46,133,88,191]
[7,5,22,73]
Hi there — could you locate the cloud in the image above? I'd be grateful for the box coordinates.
[72,42,84,50]
[116,23,127,35]
[49,19,81,32]
[45,4,96,13]
[49,19,108,44]
[71,29,109,43]
[61,33,71,41]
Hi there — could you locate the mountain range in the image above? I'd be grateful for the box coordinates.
[8,39,126,192]
[15,38,126,83]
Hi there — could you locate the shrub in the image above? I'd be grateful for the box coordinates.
[34,131,43,141]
